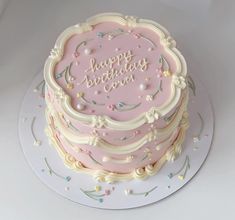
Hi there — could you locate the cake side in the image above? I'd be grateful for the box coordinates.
[45,90,188,174]
[45,110,189,182]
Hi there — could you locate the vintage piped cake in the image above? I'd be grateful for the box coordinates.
[44,13,189,183]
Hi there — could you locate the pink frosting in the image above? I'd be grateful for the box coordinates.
[54,22,176,121]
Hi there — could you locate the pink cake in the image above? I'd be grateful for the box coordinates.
[44,13,189,183]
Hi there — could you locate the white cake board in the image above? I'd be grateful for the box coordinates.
[18,71,214,209]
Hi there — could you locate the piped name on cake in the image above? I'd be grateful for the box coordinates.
[81,50,149,92]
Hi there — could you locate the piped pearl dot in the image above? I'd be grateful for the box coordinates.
[102,132,107,137]
[94,90,100,95]
[102,156,110,162]
[134,130,140,136]
[84,48,92,55]
[148,47,154,51]
[69,76,75,81]
[157,74,162,78]
[115,48,120,52]
[139,83,147,91]
[76,103,85,111]
[75,61,79,66]
[156,146,161,151]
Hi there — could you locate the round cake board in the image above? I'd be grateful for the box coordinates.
[18,71,214,209]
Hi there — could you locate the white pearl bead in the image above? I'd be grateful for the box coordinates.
[102,156,110,162]
[84,48,92,55]
[76,103,85,110]
[139,83,147,91]
[94,90,100,95]
[102,132,107,136]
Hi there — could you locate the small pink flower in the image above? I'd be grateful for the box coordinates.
[107,104,115,111]
[156,67,163,73]
[73,51,79,58]
[104,189,111,196]
[133,33,141,39]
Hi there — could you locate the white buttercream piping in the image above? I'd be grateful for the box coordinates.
[44,13,187,130]
[46,92,188,154]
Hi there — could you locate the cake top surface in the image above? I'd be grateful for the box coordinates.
[45,13,187,128]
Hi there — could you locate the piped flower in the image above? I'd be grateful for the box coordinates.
[33,140,41,146]
[163,70,172,77]
[107,104,115,111]
[104,189,111,196]
[108,34,114,40]
[173,75,186,89]
[145,108,159,123]
[133,33,141,39]
[66,83,74,90]
[73,51,80,58]
[95,185,101,192]
[76,91,84,98]
[178,175,185,180]
[146,94,154,102]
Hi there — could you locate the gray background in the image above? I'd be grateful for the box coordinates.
[0,0,234,219]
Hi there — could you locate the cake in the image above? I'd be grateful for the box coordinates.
[44,13,189,183]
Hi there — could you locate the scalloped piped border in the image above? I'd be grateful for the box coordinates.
[46,91,188,154]
[45,111,189,183]
[44,13,187,130]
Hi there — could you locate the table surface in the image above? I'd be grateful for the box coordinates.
[0,1,234,219]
